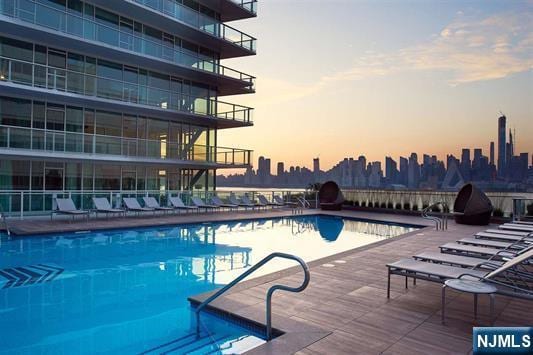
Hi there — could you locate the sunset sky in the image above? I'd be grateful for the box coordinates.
[218,0,533,173]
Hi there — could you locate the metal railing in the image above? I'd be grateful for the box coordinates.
[230,0,257,14]
[194,252,310,341]
[0,0,256,87]
[421,202,448,230]
[0,124,251,165]
[0,56,254,123]
[132,0,257,52]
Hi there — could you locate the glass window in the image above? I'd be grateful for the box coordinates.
[136,166,146,190]
[148,71,169,90]
[32,101,46,129]
[82,163,93,190]
[97,59,122,80]
[95,110,121,136]
[66,106,83,132]
[0,37,33,62]
[46,104,65,131]
[31,161,44,190]
[94,164,120,190]
[123,115,137,138]
[95,8,119,46]
[67,52,84,72]
[48,49,66,68]
[35,45,47,64]
[0,160,30,190]
[65,162,81,190]
[0,97,31,127]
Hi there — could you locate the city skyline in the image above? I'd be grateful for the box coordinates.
[219,115,532,190]
[219,0,532,169]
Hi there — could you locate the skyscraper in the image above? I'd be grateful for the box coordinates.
[277,162,285,176]
[313,158,320,175]
[385,156,398,183]
[498,115,506,175]
[490,141,495,165]
[0,0,256,210]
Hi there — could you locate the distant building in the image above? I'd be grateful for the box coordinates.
[498,115,506,176]
[490,141,495,165]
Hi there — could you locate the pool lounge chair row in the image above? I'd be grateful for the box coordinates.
[52,194,294,220]
[387,225,532,323]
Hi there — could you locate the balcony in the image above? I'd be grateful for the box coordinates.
[88,0,256,58]
[0,56,254,128]
[0,1,255,93]
[0,125,252,168]
[198,0,257,21]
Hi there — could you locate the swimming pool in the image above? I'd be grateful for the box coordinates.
[0,215,419,354]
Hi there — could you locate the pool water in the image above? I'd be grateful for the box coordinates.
[0,215,418,354]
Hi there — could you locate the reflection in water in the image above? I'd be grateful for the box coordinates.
[0,216,418,353]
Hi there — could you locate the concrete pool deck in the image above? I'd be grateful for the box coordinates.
[2,210,532,354]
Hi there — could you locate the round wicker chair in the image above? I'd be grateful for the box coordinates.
[318,181,344,211]
[453,183,493,225]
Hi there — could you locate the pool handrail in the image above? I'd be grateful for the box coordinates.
[194,252,310,340]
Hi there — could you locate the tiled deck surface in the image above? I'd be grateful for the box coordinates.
[3,209,532,354]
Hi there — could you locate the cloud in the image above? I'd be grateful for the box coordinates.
[258,10,532,106]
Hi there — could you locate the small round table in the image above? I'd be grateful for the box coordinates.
[442,279,497,324]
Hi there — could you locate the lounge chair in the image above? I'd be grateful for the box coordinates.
[273,195,297,207]
[52,198,90,221]
[484,229,530,236]
[229,194,255,209]
[92,197,125,217]
[143,197,173,213]
[500,223,533,232]
[514,220,533,226]
[169,196,198,212]
[413,251,504,269]
[241,195,264,209]
[211,196,238,210]
[257,195,280,208]
[123,197,155,214]
[388,249,532,323]
[475,231,533,243]
[439,242,532,259]
[456,237,523,250]
[191,197,219,212]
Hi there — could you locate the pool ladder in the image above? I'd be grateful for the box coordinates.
[422,202,448,230]
[194,252,310,341]
[0,204,10,236]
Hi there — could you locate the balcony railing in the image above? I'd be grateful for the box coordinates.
[0,0,256,88]
[0,56,253,124]
[230,0,257,14]
[132,0,257,52]
[0,124,252,166]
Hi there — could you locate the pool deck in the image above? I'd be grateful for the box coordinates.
[3,209,532,354]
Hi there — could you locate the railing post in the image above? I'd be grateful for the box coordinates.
[20,191,23,220]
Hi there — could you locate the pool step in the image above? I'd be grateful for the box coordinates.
[141,332,265,354]
[0,264,64,289]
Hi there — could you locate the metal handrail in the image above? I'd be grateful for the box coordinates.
[194,252,310,340]
[0,203,10,236]
[422,202,448,230]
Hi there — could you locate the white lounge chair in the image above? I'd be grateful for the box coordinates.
[169,196,198,212]
[143,197,173,213]
[123,197,154,214]
[92,197,125,217]
[52,198,90,221]
[273,195,297,207]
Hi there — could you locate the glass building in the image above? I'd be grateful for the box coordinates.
[0,0,256,215]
